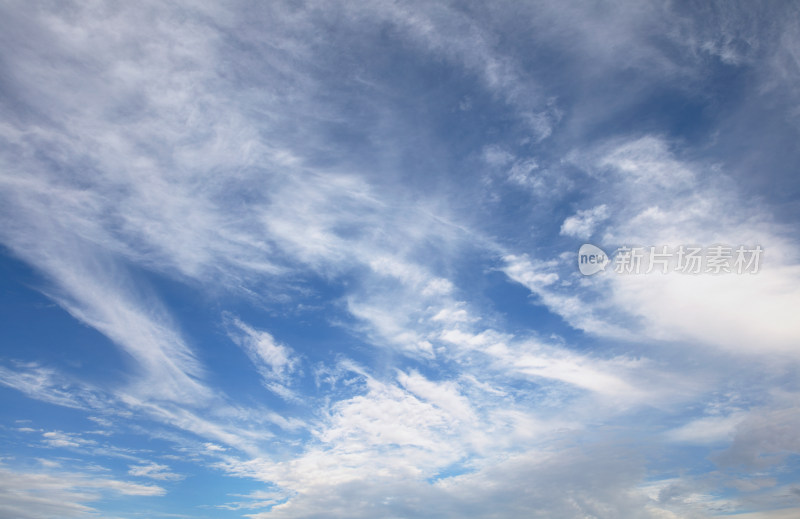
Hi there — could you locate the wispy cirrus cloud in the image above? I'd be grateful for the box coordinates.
[0,464,164,519]
[1,1,799,518]
[128,462,183,482]
[226,317,301,400]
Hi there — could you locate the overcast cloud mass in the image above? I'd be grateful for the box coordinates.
[1,0,799,517]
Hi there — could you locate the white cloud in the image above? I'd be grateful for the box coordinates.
[666,412,746,445]
[560,204,609,239]
[128,462,183,481]
[430,305,472,324]
[397,370,475,424]
[595,138,800,355]
[226,317,299,389]
[0,464,165,519]
[481,145,514,167]
[0,364,110,411]
[596,136,695,188]
[42,431,96,449]
[505,136,800,356]
[349,0,555,139]
[501,254,633,339]
[236,445,677,519]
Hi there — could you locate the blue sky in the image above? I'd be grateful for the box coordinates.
[1,1,799,517]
